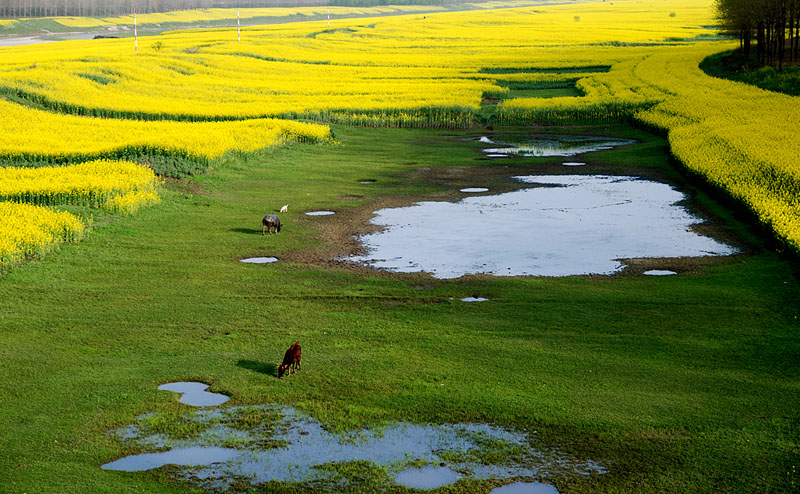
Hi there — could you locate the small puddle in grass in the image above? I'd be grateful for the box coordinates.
[490,482,560,494]
[460,187,489,193]
[479,134,636,158]
[305,211,336,216]
[394,466,459,490]
[346,175,736,278]
[157,382,229,407]
[240,257,278,264]
[461,297,489,302]
[643,270,677,276]
[103,403,605,489]
[562,162,586,166]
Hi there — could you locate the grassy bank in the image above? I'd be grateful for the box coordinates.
[700,49,800,96]
[0,124,798,493]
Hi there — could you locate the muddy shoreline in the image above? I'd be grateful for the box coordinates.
[278,129,746,280]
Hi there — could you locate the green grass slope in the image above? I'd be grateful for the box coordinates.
[0,125,798,493]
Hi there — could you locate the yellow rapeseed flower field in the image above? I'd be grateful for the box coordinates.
[0,201,86,268]
[1,0,798,253]
[0,99,332,162]
[0,159,161,214]
[0,0,713,122]
[0,159,163,268]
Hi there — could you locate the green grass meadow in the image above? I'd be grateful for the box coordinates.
[1,125,798,493]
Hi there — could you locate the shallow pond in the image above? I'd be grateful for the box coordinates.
[479,134,636,158]
[157,382,229,407]
[104,404,604,490]
[347,175,735,278]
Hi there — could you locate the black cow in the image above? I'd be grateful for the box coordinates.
[262,214,281,235]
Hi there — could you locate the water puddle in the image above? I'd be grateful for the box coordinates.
[0,33,96,47]
[479,134,636,158]
[240,257,278,264]
[306,211,336,216]
[359,179,377,184]
[562,162,586,167]
[643,270,677,276]
[394,466,459,490]
[461,297,489,302]
[461,187,489,193]
[490,482,560,494]
[101,446,238,472]
[104,404,604,489]
[157,382,229,407]
[347,175,735,278]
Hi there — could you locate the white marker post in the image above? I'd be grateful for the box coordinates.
[237,8,240,41]
[134,10,138,53]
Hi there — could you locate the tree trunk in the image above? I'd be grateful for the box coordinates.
[744,28,752,59]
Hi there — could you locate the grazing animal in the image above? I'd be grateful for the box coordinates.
[280,204,289,213]
[262,214,281,235]
[278,342,302,378]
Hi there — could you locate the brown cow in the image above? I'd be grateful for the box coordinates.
[278,342,301,378]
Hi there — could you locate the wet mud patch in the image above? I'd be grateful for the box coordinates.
[346,175,736,278]
[162,177,207,195]
[103,404,605,490]
[618,256,722,277]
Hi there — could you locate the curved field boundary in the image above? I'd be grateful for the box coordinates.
[499,42,800,252]
[0,87,478,128]
[0,201,86,269]
[0,98,333,178]
[633,45,800,252]
[0,160,161,215]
